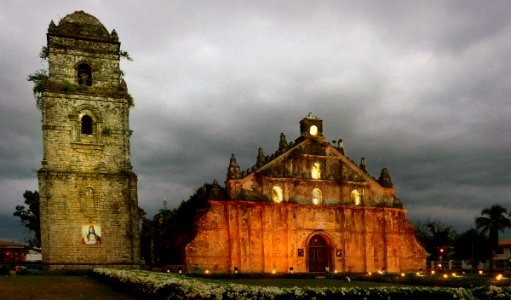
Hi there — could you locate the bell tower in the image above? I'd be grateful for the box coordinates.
[37,11,140,269]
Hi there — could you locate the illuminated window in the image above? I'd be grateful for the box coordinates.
[311,162,321,179]
[351,189,360,205]
[312,188,322,205]
[309,125,318,136]
[272,186,283,203]
[81,115,93,134]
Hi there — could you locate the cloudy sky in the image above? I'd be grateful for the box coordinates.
[1,1,510,242]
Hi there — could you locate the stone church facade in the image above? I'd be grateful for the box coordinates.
[185,113,426,273]
[37,11,140,269]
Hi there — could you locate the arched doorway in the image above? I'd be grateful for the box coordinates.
[308,234,331,272]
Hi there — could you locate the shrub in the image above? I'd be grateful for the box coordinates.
[92,268,511,300]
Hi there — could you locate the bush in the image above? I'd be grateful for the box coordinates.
[92,268,511,300]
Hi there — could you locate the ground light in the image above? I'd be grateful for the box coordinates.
[496,274,503,281]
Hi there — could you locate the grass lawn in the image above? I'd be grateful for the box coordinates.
[0,274,137,300]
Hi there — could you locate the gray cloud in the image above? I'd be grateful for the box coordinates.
[1,1,510,242]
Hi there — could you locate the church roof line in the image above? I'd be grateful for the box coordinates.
[228,114,394,189]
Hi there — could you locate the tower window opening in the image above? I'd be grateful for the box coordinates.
[81,115,93,134]
[77,63,92,86]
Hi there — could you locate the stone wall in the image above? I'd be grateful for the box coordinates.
[185,201,426,273]
[38,11,140,270]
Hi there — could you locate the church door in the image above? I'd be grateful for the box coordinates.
[308,235,331,272]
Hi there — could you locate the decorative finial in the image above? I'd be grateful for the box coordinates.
[360,157,367,173]
[378,165,393,188]
[256,147,265,168]
[337,139,345,155]
[110,29,118,41]
[278,133,288,153]
[48,20,57,32]
[227,154,241,179]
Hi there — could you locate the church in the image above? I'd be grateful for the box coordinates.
[185,113,426,273]
[34,11,424,272]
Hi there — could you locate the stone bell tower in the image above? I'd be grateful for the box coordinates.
[37,11,140,269]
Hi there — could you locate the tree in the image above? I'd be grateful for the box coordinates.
[141,181,226,265]
[452,228,489,269]
[13,191,40,247]
[475,204,511,270]
[415,219,455,261]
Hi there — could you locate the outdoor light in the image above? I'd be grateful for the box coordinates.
[431,270,435,275]
[272,269,276,274]
[334,270,338,274]
[234,267,238,274]
[368,272,372,276]
[443,274,448,279]
[205,270,209,274]
[496,274,503,281]
[401,273,405,277]
[166,269,170,273]
[289,267,294,274]
[451,272,456,277]
[478,270,483,275]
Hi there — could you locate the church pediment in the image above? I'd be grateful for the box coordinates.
[226,114,400,208]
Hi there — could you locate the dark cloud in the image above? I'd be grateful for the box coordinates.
[1,1,511,242]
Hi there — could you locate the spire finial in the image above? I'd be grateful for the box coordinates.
[227,154,241,179]
[256,147,265,168]
[278,133,288,153]
[378,165,393,188]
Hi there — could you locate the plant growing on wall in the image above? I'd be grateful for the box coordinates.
[27,69,48,109]
[118,49,135,107]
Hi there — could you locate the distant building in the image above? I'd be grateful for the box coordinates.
[495,237,511,270]
[0,241,25,264]
[185,113,426,273]
[37,11,140,270]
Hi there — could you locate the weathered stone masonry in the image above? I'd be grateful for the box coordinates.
[38,11,140,269]
[186,113,426,273]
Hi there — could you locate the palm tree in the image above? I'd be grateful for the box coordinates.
[475,204,511,270]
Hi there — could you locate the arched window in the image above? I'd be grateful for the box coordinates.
[351,189,361,205]
[77,63,92,86]
[312,188,322,205]
[81,115,93,134]
[272,186,283,203]
[309,125,318,136]
[311,162,321,179]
